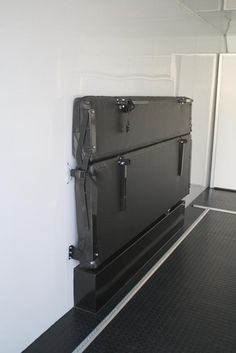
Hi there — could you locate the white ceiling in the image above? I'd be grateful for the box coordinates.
[181,0,222,12]
[180,0,236,34]
[76,0,225,37]
[75,0,236,38]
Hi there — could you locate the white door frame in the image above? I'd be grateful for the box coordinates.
[210,53,236,188]
[173,53,218,187]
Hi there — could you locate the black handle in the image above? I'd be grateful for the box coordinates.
[118,157,131,211]
[178,138,187,176]
[116,98,135,113]
[116,98,135,133]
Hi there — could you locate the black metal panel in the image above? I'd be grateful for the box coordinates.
[73,96,192,164]
[74,202,185,312]
[75,135,191,267]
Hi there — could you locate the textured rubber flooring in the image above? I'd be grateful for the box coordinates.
[194,188,236,211]
[23,206,202,353]
[84,210,236,353]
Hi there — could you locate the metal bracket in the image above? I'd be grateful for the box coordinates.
[69,246,99,269]
[70,168,86,179]
[66,162,74,184]
[177,97,193,105]
[69,245,81,261]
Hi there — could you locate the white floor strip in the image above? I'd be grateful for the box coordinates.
[193,204,236,215]
[73,208,209,353]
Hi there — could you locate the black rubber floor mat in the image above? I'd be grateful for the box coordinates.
[83,210,236,353]
[194,188,236,212]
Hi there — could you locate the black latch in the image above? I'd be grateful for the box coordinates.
[118,157,131,211]
[116,98,135,113]
[116,98,135,133]
[178,138,188,176]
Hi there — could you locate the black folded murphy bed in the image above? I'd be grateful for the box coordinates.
[70,96,192,311]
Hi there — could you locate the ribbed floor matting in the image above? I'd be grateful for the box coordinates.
[194,188,236,212]
[84,210,236,353]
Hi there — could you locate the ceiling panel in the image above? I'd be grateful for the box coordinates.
[75,0,222,37]
[181,0,222,12]
[224,0,236,10]
[179,0,233,34]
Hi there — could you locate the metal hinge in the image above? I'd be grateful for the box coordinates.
[69,246,99,269]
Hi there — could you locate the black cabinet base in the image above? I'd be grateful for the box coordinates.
[74,201,185,312]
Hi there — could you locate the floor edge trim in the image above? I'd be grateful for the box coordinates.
[193,204,236,215]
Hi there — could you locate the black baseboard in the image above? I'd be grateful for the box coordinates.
[74,201,185,312]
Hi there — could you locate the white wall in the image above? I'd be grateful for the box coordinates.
[227,34,236,52]
[0,3,76,352]
[175,54,217,187]
[0,1,224,352]
[225,18,236,52]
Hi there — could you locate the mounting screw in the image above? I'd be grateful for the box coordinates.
[69,245,74,260]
